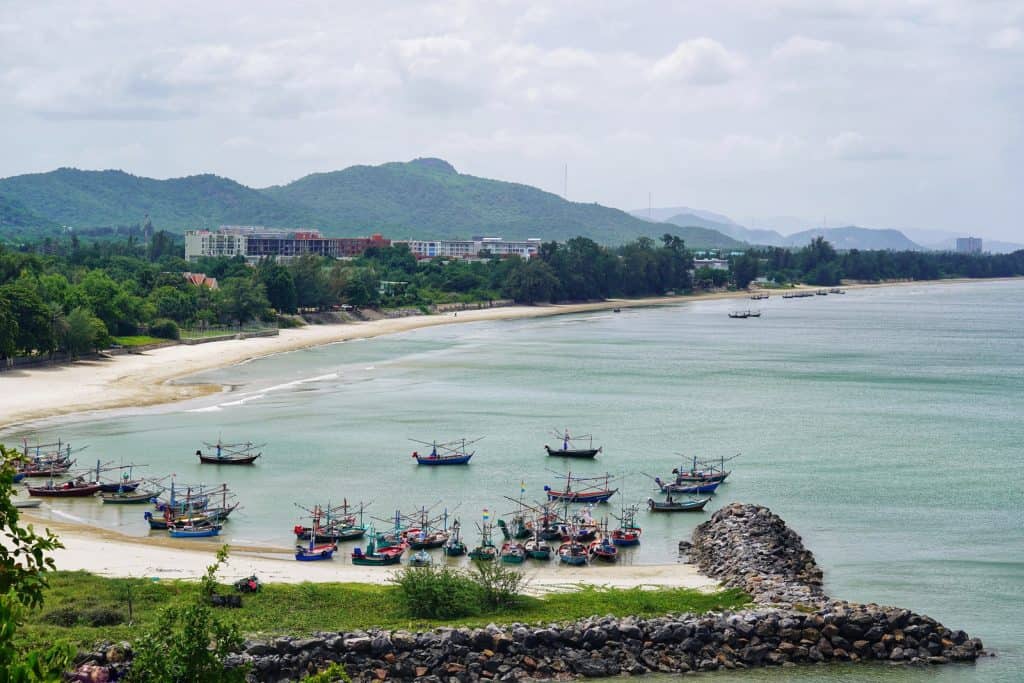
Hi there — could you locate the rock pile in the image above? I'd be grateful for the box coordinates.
[684,502,825,606]
[224,605,983,681]
[69,502,985,681]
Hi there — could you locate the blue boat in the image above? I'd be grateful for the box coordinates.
[13,472,25,483]
[410,437,481,466]
[654,477,720,495]
[168,523,221,538]
[295,505,338,561]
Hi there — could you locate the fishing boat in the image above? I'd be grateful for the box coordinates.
[13,499,42,509]
[829,287,846,294]
[295,506,338,561]
[750,292,769,300]
[443,520,468,556]
[409,549,432,566]
[816,289,829,296]
[12,472,25,484]
[647,494,711,512]
[499,542,526,564]
[589,538,618,563]
[469,519,498,561]
[728,310,761,318]
[610,504,642,547]
[98,487,163,504]
[498,489,534,540]
[350,533,405,566]
[168,521,222,538]
[27,478,102,498]
[544,429,602,459]
[294,499,368,543]
[653,477,721,495]
[17,439,81,477]
[196,440,263,465]
[557,542,588,566]
[524,535,552,560]
[545,471,618,504]
[671,454,737,484]
[410,437,481,466]
[612,307,621,313]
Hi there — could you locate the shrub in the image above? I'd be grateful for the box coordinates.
[390,566,480,620]
[83,606,125,626]
[41,606,80,627]
[471,561,527,609]
[148,318,180,340]
[306,663,351,683]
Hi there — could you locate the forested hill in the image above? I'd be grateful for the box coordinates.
[0,168,318,232]
[0,160,743,249]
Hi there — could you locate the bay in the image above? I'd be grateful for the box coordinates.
[8,279,1023,681]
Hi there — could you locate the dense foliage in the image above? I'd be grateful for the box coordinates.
[0,160,739,247]
[1,445,74,682]
[757,237,1024,285]
[391,562,529,620]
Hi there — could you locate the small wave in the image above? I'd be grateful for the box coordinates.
[219,393,267,407]
[186,406,223,413]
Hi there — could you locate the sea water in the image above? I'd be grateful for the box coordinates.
[8,280,1023,681]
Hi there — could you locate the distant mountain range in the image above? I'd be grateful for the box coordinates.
[0,160,739,249]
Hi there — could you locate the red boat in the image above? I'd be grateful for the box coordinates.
[28,480,103,497]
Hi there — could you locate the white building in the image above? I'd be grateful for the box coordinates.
[693,257,730,271]
[395,236,541,260]
[185,229,248,260]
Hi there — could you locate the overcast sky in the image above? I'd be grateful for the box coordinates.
[1,1,1021,240]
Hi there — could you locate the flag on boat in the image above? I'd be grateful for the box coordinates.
[482,508,490,521]
[520,481,526,494]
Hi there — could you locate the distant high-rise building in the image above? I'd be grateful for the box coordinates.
[955,237,983,254]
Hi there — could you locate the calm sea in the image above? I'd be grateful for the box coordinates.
[8,280,1023,682]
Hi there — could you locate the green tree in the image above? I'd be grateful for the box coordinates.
[62,306,110,357]
[148,285,197,322]
[0,282,55,356]
[256,260,298,313]
[731,253,759,289]
[216,278,270,324]
[502,258,559,304]
[1,445,73,681]
[289,255,330,309]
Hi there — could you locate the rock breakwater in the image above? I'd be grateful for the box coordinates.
[70,503,985,681]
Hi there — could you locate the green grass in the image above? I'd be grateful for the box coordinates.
[110,335,166,347]
[19,571,749,651]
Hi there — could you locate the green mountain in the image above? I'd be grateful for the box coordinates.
[0,159,743,248]
[0,168,317,233]
[0,195,62,242]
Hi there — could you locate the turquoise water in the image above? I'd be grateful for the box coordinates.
[7,280,1023,681]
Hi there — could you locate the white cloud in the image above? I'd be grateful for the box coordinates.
[771,35,840,60]
[827,131,904,161]
[987,27,1022,50]
[649,38,746,85]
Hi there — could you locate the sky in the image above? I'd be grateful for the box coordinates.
[1,1,1022,240]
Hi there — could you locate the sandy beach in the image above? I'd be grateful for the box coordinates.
[21,513,718,594]
[0,289,769,432]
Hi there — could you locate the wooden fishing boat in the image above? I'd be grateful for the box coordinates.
[168,522,222,538]
[410,437,481,466]
[557,542,588,566]
[98,488,163,504]
[654,477,721,495]
[469,519,498,561]
[443,520,468,556]
[19,461,75,478]
[294,499,368,543]
[750,292,769,300]
[610,504,642,547]
[409,549,432,566]
[525,536,552,560]
[499,542,526,564]
[350,536,404,566]
[816,289,829,295]
[545,429,602,458]
[589,538,618,562]
[28,479,102,498]
[407,530,449,550]
[295,506,338,561]
[669,454,736,484]
[647,495,711,512]
[13,498,41,509]
[829,287,846,294]
[545,471,618,504]
[196,440,263,465]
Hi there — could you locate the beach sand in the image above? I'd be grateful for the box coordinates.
[25,514,719,594]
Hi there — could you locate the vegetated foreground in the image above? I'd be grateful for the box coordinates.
[21,571,748,652]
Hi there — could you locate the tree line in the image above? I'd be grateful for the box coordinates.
[3,231,1023,362]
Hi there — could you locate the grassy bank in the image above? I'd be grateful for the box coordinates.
[21,571,749,651]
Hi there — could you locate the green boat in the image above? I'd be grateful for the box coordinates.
[469,520,498,561]
[500,542,526,564]
[443,519,467,556]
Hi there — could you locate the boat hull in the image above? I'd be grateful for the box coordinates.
[659,480,721,495]
[98,491,160,504]
[296,546,337,561]
[28,484,103,497]
[168,526,222,538]
[647,497,711,512]
[198,454,259,465]
[544,446,601,458]
[546,489,617,503]
[413,454,472,466]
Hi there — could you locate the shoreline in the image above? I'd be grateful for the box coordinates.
[23,512,719,594]
[1,276,1015,434]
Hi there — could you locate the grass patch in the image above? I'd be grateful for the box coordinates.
[110,335,165,347]
[19,571,749,651]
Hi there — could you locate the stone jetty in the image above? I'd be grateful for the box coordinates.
[69,503,985,681]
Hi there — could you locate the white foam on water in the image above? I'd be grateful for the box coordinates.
[186,406,223,413]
